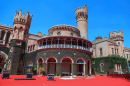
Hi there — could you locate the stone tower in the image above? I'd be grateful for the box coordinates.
[109,30,124,57]
[75,5,88,39]
[8,10,33,74]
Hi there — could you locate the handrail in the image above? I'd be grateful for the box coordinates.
[38,44,90,51]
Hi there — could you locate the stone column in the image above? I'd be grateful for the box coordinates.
[72,63,77,76]
[56,63,61,76]
[43,63,46,75]
[3,31,7,44]
[85,63,88,76]
[77,40,78,49]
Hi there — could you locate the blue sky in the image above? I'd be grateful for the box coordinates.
[0,0,130,48]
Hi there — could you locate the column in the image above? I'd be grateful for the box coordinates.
[86,42,87,50]
[77,40,78,49]
[51,38,52,48]
[56,63,61,76]
[71,39,72,48]
[64,38,66,48]
[58,38,59,48]
[43,63,46,75]
[46,39,47,48]
[82,40,83,49]
[0,30,1,39]
[9,32,12,43]
[72,63,77,76]
[3,31,7,44]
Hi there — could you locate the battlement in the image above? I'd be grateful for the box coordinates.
[75,5,88,20]
[75,5,87,12]
[109,30,123,40]
[13,9,33,26]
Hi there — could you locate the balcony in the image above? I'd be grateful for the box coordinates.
[38,44,90,51]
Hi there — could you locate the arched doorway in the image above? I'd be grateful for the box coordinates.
[37,58,43,74]
[77,59,85,76]
[0,56,4,73]
[47,57,56,74]
[61,57,73,76]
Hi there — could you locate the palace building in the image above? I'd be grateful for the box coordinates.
[0,5,129,75]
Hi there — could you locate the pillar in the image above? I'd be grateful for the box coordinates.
[72,63,77,76]
[43,63,46,75]
[3,31,7,44]
[56,63,61,76]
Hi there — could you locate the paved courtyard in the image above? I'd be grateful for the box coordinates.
[0,74,130,86]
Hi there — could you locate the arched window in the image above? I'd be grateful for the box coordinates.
[5,31,10,44]
[0,30,5,40]
[100,63,104,72]
[100,48,103,56]
[57,32,61,35]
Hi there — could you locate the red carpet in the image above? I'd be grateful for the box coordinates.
[0,74,130,86]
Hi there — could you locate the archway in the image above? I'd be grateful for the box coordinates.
[37,58,43,74]
[0,56,4,73]
[61,57,73,76]
[77,59,84,76]
[47,57,56,74]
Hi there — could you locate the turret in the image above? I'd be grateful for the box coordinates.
[8,10,33,74]
[109,30,123,41]
[75,5,88,39]
[12,10,33,41]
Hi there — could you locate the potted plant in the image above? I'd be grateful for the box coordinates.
[39,67,45,76]
[31,65,36,75]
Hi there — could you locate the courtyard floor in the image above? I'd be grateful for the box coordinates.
[0,74,130,86]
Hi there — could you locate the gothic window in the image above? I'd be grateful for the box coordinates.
[33,45,35,50]
[28,46,30,52]
[100,48,103,56]
[112,48,114,54]
[127,54,128,59]
[114,63,122,72]
[57,32,61,35]
[0,30,5,40]
[5,31,10,44]
[30,45,32,51]
[100,63,104,72]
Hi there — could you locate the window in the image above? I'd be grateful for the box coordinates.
[129,54,130,59]
[112,48,114,54]
[57,32,61,35]
[117,49,118,54]
[127,54,128,59]
[114,63,122,72]
[51,32,53,35]
[30,46,32,51]
[70,33,73,36]
[16,41,21,45]
[100,63,104,72]
[33,45,35,50]
[115,49,116,54]
[100,48,103,56]
[118,42,120,46]
[28,46,30,52]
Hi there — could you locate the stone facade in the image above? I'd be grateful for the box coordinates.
[0,5,129,75]
[90,31,130,60]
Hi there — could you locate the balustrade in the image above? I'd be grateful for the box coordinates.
[38,44,90,51]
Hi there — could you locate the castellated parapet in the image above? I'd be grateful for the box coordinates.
[12,10,33,41]
[109,30,123,40]
[75,5,88,40]
[13,9,33,29]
